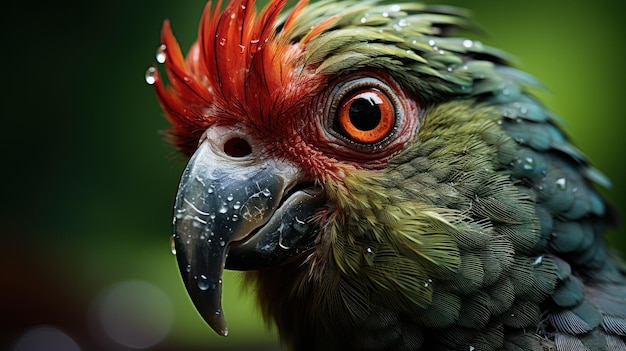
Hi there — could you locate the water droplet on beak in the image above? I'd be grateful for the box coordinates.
[169,236,176,255]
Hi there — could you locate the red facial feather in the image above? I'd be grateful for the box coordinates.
[152,0,325,156]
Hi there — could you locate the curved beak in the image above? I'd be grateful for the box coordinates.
[172,140,324,336]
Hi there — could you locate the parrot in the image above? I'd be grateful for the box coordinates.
[147,0,626,349]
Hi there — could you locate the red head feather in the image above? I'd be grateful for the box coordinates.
[151,0,324,156]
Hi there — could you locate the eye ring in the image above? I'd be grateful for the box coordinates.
[318,72,419,164]
[337,88,395,144]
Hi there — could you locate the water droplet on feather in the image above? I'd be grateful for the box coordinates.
[522,157,535,170]
[250,39,260,53]
[145,66,157,85]
[155,44,166,63]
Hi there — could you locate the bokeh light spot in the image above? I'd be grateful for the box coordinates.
[11,326,81,351]
[96,280,174,349]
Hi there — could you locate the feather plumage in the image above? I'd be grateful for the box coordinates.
[150,0,625,349]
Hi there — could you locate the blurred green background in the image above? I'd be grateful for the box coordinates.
[2,0,625,350]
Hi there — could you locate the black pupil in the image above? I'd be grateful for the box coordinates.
[349,97,381,131]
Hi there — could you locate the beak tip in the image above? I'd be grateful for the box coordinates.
[207,312,229,337]
[184,278,231,337]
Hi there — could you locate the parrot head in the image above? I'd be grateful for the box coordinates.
[151,0,451,335]
[149,0,622,349]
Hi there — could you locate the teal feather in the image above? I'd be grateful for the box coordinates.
[550,301,604,335]
[602,316,626,336]
[554,333,592,351]
[552,275,585,307]
[551,221,590,253]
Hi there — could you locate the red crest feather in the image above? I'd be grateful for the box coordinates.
[152,0,322,155]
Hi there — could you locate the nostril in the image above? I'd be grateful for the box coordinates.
[223,137,252,158]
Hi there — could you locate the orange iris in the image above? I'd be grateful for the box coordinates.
[337,88,395,144]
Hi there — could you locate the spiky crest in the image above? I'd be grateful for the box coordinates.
[153,0,322,155]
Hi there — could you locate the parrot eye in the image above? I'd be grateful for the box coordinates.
[337,88,395,144]
[322,72,418,161]
[328,75,404,148]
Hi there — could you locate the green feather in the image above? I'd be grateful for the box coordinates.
[415,288,460,328]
